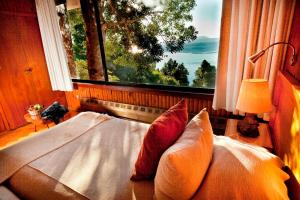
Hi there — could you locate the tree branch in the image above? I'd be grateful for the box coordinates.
[104,10,162,29]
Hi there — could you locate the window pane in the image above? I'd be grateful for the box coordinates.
[103,0,222,88]
[56,0,105,81]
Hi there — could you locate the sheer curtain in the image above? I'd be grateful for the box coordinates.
[213,0,295,113]
[35,0,73,91]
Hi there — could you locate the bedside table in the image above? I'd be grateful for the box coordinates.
[225,119,273,150]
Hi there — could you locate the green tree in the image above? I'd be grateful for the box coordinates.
[75,60,89,79]
[104,38,179,85]
[77,0,197,80]
[80,0,104,80]
[99,0,197,55]
[150,70,180,86]
[67,9,88,79]
[68,9,87,61]
[193,60,216,88]
[161,59,189,86]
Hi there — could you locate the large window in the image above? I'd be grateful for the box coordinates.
[56,0,222,89]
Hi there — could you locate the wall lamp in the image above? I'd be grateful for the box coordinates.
[248,42,297,66]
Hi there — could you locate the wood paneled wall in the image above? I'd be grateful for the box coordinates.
[0,0,66,131]
[284,0,300,81]
[270,71,300,198]
[66,83,230,117]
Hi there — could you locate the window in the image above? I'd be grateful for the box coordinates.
[56,0,222,89]
[56,0,105,81]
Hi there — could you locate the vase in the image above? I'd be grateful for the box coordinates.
[28,110,39,116]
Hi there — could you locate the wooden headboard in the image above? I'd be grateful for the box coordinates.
[79,97,166,123]
[270,71,300,198]
[78,97,227,135]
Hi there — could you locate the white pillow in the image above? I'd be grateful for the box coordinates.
[154,109,213,200]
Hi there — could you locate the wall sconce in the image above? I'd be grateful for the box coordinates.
[248,42,297,66]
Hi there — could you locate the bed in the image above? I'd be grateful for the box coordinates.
[0,110,290,199]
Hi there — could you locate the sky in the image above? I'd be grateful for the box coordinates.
[190,0,223,38]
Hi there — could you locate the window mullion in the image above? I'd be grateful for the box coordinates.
[92,0,108,82]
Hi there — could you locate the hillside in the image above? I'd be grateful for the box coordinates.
[180,36,219,54]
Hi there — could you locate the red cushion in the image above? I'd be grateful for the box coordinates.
[131,99,188,181]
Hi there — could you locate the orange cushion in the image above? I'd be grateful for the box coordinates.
[131,99,188,181]
[154,109,214,199]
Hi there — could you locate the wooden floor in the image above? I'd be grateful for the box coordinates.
[0,111,78,150]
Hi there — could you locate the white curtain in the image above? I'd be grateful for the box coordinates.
[213,0,295,113]
[35,0,73,91]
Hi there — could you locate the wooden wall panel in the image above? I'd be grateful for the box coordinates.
[0,93,8,132]
[270,71,300,198]
[67,83,230,117]
[0,0,36,14]
[284,0,300,81]
[0,0,66,131]
[0,117,6,132]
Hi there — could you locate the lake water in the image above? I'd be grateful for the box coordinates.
[156,51,218,85]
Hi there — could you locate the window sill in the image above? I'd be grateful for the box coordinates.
[72,79,215,98]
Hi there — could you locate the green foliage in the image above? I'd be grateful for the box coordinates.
[75,59,89,79]
[105,39,179,85]
[152,0,198,53]
[68,9,90,78]
[193,60,216,88]
[110,65,137,82]
[107,61,179,86]
[68,9,87,60]
[161,59,189,86]
[105,39,139,69]
[105,39,139,82]
[151,70,180,86]
[108,70,120,82]
[102,0,197,72]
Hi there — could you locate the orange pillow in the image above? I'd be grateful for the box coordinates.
[131,99,188,181]
[154,109,214,199]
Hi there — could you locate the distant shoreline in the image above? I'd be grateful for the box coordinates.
[156,51,218,85]
[156,36,219,86]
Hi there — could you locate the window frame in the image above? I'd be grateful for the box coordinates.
[71,0,216,95]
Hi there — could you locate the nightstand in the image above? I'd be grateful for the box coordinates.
[225,119,273,150]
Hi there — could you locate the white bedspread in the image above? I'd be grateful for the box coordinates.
[0,112,111,184]
[29,116,151,200]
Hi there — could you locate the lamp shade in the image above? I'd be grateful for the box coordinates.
[236,79,272,114]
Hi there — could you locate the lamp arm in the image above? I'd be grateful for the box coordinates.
[263,42,296,56]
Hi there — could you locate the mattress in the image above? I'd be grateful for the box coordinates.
[6,112,154,200]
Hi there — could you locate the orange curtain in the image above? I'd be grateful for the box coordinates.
[213,0,295,113]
